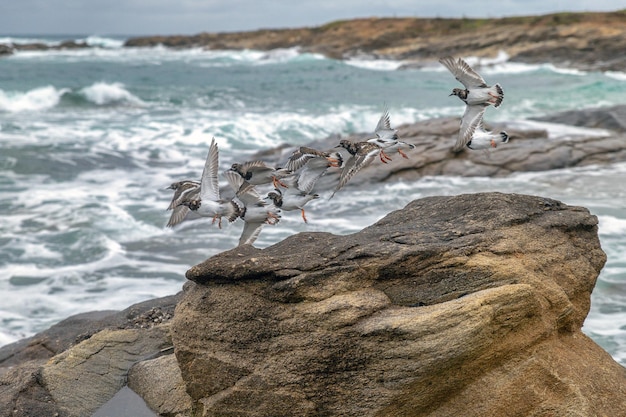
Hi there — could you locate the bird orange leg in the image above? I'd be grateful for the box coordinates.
[398,149,409,159]
[327,157,341,168]
[379,150,392,164]
[212,215,223,229]
[266,212,280,225]
[490,140,497,148]
[300,208,308,223]
[273,177,288,188]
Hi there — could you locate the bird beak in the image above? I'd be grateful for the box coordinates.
[448,93,454,96]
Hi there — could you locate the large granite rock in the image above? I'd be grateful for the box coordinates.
[172,192,626,416]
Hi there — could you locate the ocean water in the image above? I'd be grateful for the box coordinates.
[1,35,625,364]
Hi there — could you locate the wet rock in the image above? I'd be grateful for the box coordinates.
[128,354,193,416]
[41,326,172,416]
[533,104,626,132]
[0,294,179,417]
[173,192,626,416]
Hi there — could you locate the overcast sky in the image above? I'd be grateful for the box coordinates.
[1,0,624,36]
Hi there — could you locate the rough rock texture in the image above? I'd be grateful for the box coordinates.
[172,192,626,417]
[252,113,626,193]
[123,11,626,71]
[0,294,179,369]
[533,104,626,132]
[42,326,171,416]
[0,294,179,417]
[128,354,193,416]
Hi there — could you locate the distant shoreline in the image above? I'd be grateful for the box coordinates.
[2,11,626,71]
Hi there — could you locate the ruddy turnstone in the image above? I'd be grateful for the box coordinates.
[266,183,319,223]
[285,146,343,194]
[331,139,382,198]
[439,56,504,108]
[165,180,202,228]
[461,107,509,150]
[223,170,281,246]
[176,138,241,228]
[366,108,415,162]
[229,160,291,188]
[166,180,200,210]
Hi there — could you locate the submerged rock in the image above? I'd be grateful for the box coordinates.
[173,192,626,416]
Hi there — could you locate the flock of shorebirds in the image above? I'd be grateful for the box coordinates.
[165,56,509,246]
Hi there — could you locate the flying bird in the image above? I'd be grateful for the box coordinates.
[460,107,509,150]
[165,180,201,228]
[223,170,281,246]
[366,108,414,162]
[229,160,291,189]
[176,138,241,228]
[266,186,319,223]
[331,139,381,199]
[439,56,503,108]
[285,146,343,194]
[439,56,505,152]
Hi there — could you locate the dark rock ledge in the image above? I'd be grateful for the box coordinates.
[250,104,626,194]
[2,192,626,416]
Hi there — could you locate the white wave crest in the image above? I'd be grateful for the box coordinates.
[605,71,626,81]
[79,82,144,106]
[345,58,404,71]
[84,35,124,49]
[0,86,68,112]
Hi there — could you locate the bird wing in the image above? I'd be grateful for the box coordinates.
[439,56,488,89]
[374,106,392,132]
[455,105,486,151]
[286,146,326,172]
[373,107,398,143]
[224,170,264,206]
[167,181,200,210]
[297,163,326,194]
[239,222,264,246]
[199,138,220,202]
[243,160,272,174]
[166,205,190,228]
[331,144,379,198]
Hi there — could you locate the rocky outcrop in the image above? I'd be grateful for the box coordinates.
[124,11,626,71]
[0,295,180,417]
[172,192,626,416]
[2,192,625,416]
[533,104,626,132]
[251,112,626,193]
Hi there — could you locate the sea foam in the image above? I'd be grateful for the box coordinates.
[0,86,68,112]
[79,82,144,106]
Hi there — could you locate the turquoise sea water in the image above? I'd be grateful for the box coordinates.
[1,35,625,364]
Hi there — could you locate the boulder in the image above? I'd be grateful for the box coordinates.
[172,192,626,416]
[41,326,171,416]
[0,294,179,417]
